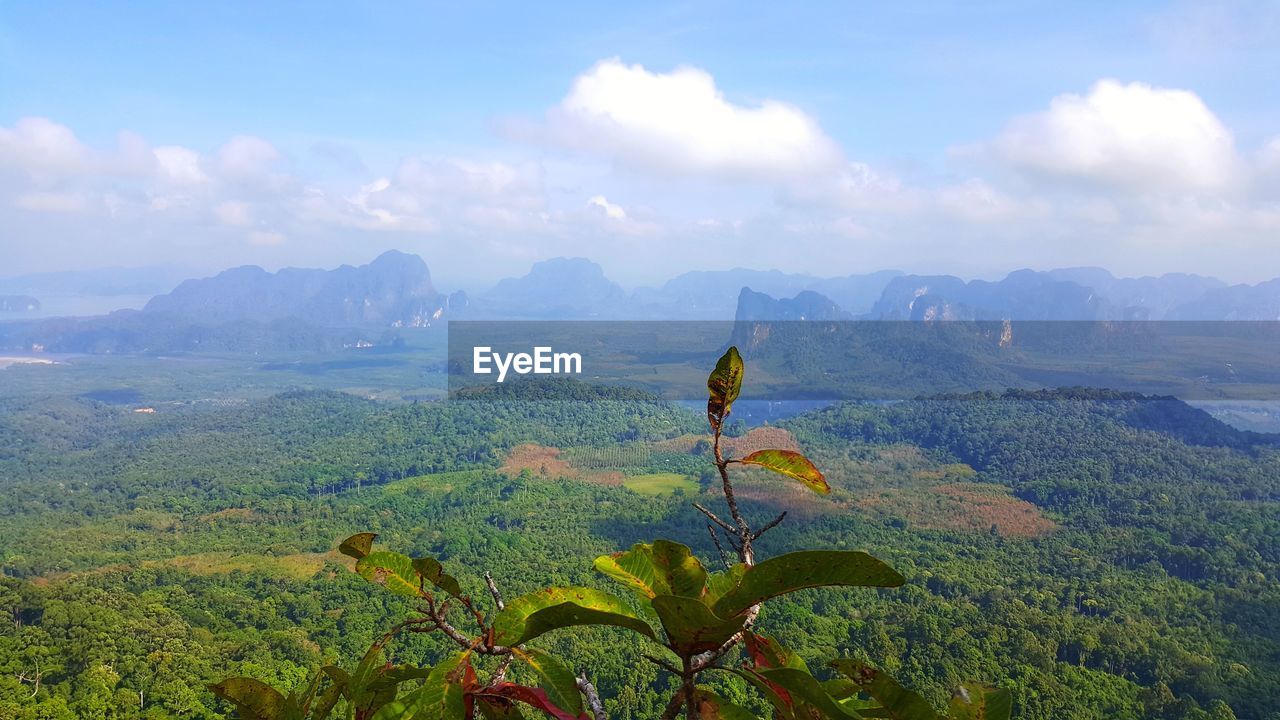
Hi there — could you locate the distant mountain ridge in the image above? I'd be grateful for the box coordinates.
[144,250,457,328]
[1166,279,1280,320]
[868,270,1112,321]
[7,251,1280,355]
[465,257,628,319]
[734,287,853,322]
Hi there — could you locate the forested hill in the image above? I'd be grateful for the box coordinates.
[1,385,1277,718]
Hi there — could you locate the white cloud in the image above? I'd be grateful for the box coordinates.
[541,59,841,180]
[218,135,281,181]
[587,195,626,219]
[990,80,1239,191]
[153,146,208,185]
[247,230,287,246]
[306,158,548,236]
[1259,136,1280,174]
[0,117,90,185]
[14,191,92,214]
[934,179,1040,222]
[215,201,254,226]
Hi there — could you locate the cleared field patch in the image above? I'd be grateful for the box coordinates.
[722,426,801,456]
[648,426,801,457]
[623,473,699,497]
[859,482,1057,539]
[499,443,624,486]
[501,443,575,477]
[929,483,1057,538]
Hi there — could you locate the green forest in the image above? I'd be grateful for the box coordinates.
[1,361,1277,718]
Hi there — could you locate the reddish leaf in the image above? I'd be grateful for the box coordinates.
[473,683,588,720]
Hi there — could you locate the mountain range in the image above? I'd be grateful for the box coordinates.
[143,250,460,327]
[4,251,1280,353]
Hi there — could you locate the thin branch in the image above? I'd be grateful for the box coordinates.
[751,511,788,541]
[692,503,734,533]
[576,674,607,720]
[689,605,761,672]
[483,571,505,611]
[643,654,682,675]
[706,524,731,569]
[417,599,512,655]
[712,426,753,565]
[682,667,699,720]
[660,690,685,720]
[492,654,514,684]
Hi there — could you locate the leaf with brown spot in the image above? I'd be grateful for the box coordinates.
[706,347,744,432]
[338,532,377,560]
[739,449,830,494]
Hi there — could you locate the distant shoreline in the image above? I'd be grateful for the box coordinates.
[0,356,58,369]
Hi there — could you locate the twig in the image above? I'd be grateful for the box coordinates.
[751,511,787,541]
[417,598,513,655]
[483,571,505,611]
[712,428,753,565]
[682,661,699,720]
[689,602,762,672]
[576,673,608,720]
[492,654,513,684]
[692,503,734,533]
[706,524,731,569]
[660,690,685,720]
[643,654,682,675]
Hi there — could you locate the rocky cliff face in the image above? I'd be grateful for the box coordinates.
[734,287,853,322]
[143,250,449,327]
[1167,279,1280,320]
[869,271,1111,321]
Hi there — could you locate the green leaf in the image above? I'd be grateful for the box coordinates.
[707,346,744,431]
[830,660,939,720]
[745,633,809,672]
[691,688,758,720]
[821,678,861,702]
[347,639,398,715]
[758,668,862,719]
[310,682,345,720]
[948,683,1012,720]
[367,665,433,711]
[712,551,904,618]
[593,540,707,600]
[338,532,378,560]
[515,648,584,718]
[356,551,423,598]
[650,594,746,653]
[704,564,746,606]
[280,671,324,720]
[737,669,799,720]
[493,587,657,646]
[207,678,287,720]
[371,652,470,720]
[739,449,830,494]
[413,556,464,598]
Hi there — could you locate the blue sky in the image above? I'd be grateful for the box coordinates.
[2,1,1279,286]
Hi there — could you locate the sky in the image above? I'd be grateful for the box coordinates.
[2,0,1279,288]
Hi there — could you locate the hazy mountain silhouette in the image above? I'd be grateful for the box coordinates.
[143,250,453,327]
